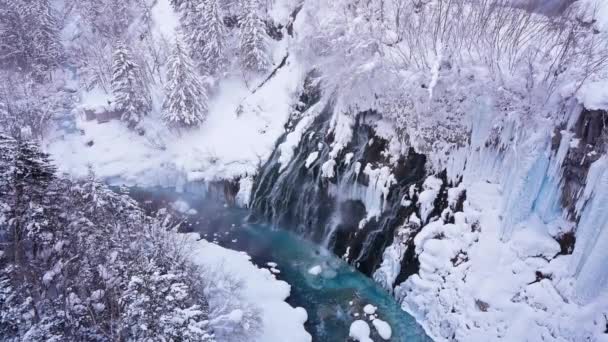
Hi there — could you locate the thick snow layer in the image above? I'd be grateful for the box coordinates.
[371,318,392,340]
[46,0,304,186]
[236,176,254,208]
[395,181,608,342]
[278,114,316,172]
[47,61,304,185]
[185,235,312,342]
[418,176,442,223]
[320,159,336,178]
[349,320,372,342]
[304,151,319,168]
[362,304,377,315]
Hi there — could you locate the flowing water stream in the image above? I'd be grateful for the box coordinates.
[128,186,431,342]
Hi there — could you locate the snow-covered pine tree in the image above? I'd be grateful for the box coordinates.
[0,0,26,69]
[194,0,226,74]
[162,36,209,128]
[239,0,271,73]
[0,0,62,80]
[29,0,62,80]
[176,0,202,34]
[0,135,216,340]
[111,41,151,129]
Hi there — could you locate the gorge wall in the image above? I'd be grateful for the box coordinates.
[246,80,608,340]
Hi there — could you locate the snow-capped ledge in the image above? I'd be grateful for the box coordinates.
[394,181,608,342]
[184,234,312,342]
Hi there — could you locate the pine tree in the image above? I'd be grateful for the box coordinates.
[0,0,26,69]
[193,0,226,74]
[162,36,209,128]
[239,0,271,73]
[0,0,62,79]
[29,0,62,79]
[177,0,203,34]
[170,0,185,10]
[111,41,151,129]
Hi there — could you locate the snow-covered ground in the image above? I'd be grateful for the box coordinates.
[185,234,311,342]
[46,0,303,188]
[394,180,608,342]
[46,63,302,186]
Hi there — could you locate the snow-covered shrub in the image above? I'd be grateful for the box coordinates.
[162,34,209,128]
[202,264,263,342]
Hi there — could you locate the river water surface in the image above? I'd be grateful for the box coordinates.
[128,186,432,342]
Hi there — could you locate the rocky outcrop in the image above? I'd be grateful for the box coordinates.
[560,109,607,219]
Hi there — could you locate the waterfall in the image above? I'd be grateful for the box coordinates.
[249,97,433,277]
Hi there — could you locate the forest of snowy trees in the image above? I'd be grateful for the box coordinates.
[0,1,274,338]
[0,0,273,135]
[0,134,215,340]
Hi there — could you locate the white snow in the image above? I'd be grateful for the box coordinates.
[235,176,254,207]
[371,318,392,340]
[304,151,319,168]
[577,79,608,111]
[418,176,442,223]
[185,235,311,342]
[321,159,336,178]
[344,152,354,165]
[362,304,377,315]
[396,180,608,342]
[278,114,317,172]
[151,0,179,40]
[307,265,322,276]
[46,40,305,187]
[349,320,372,342]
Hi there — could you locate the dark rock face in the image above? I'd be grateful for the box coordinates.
[560,109,607,219]
[248,78,460,278]
[556,231,576,255]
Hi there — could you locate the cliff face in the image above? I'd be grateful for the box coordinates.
[248,73,608,339]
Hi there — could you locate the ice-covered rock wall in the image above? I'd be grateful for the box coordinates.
[248,79,608,340]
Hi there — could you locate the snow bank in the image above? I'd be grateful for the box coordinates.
[577,80,608,111]
[362,304,377,315]
[396,181,608,342]
[418,175,442,223]
[304,151,319,168]
[185,235,311,342]
[349,320,372,342]
[46,0,305,187]
[47,61,304,185]
[371,318,392,340]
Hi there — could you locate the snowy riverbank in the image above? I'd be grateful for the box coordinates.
[184,234,311,342]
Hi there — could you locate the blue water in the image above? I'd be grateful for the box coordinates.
[129,187,431,342]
